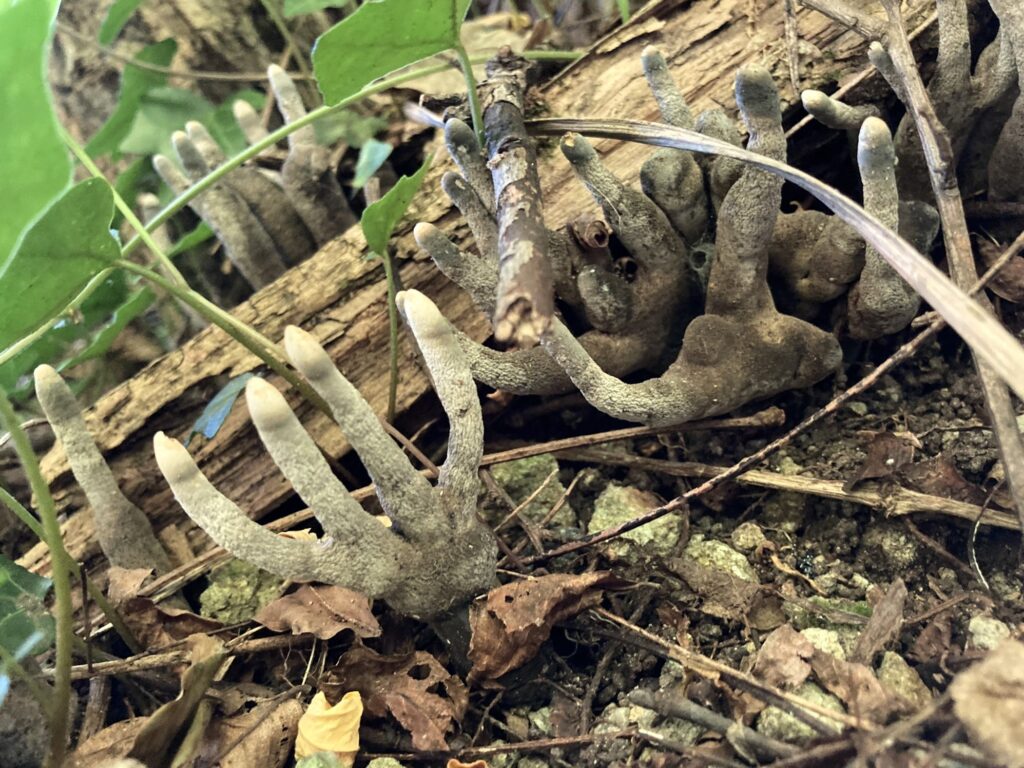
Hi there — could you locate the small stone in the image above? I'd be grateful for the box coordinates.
[967,615,1011,651]
[490,454,576,527]
[366,760,406,768]
[800,627,846,660]
[756,682,844,744]
[589,484,681,559]
[528,707,552,737]
[877,652,932,710]
[731,521,767,552]
[777,456,804,475]
[517,758,551,768]
[860,522,919,571]
[684,535,757,582]
[847,401,869,417]
[760,492,807,533]
[199,558,282,624]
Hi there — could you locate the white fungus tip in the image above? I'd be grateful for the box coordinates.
[153,432,195,485]
[284,326,334,380]
[245,377,291,428]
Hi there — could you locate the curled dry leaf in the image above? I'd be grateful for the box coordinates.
[851,578,907,665]
[752,625,815,690]
[951,640,1024,767]
[843,431,917,493]
[447,760,489,768]
[127,634,228,768]
[108,566,223,650]
[324,645,468,751]
[468,572,630,683]
[978,237,1024,303]
[901,454,988,506]
[255,584,381,640]
[198,697,303,768]
[295,691,362,763]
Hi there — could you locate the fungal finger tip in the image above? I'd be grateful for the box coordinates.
[413,221,439,245]
[153,432,193,483]
[801,89,826,110]
[284,326,332,379]
[33,364,59,385]
[246,378,290,426]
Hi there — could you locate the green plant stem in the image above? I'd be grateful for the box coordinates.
[0,392,73,768]
[453,43,484,143]
[0,484,45,540]
[62,129,188,288]
[617,0,631,24]
[375,251,400,422]
[115,260,334,418]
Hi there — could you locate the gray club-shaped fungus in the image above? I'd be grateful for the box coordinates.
[421,57,843,427]
[34,365,173,574]
[153,289,496,618]
[153,66,354,291]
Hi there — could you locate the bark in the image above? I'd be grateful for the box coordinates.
[21,0,926,575]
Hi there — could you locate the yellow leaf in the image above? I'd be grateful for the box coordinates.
[295,691,362,763]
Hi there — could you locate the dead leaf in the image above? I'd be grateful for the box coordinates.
[448,761,489,768]
[295,691,362,763]
[127,634,228,768]
[851,579,907,665]
[468,572,630,683]
[909,613,953,664]
[325,645,467,751]
[68,719,146,767]
[901,454,987,505]
[197,697,303,768]
[951,640,1024,767]
[979,236,1024,303]
[808,650,900,720]
[671,555,761,621]
[107,566,222,650]
[844,432,917,492]
[752,625,814,690]
[256,584,380,640]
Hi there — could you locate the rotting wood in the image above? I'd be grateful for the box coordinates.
[22,0,935,576]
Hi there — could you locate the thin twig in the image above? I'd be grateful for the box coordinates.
[876,0,1024,531]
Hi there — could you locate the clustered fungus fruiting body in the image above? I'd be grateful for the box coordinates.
[153,66,353,291]
[151,290,496,619]
[34,365,173,575]
[420,55,847,427]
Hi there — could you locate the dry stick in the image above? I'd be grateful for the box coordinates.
[482,49,555,347]
[360,730,637,763]
[876,0,1024,533]
[523,230,1024,566]
[559,449,1020,530]
[798,0,885,38]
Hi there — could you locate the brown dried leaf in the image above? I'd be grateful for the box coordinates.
[255,584,380,640]
[909,613,952,664]
[68,718,146,767]
[844,432,916,493]
[128,635,228,768]
[671,556,761,621]
[196,697,302,768]
[325,645,467,751]
[752,625,814,690]
[809,650,900,720]
[468,572,630,683]
[851,579,907,664]
[447,761,489,768]
[107,566,223,651]
[951,640,1024,767]
[979,237,1024,303]
[901,454,987,505]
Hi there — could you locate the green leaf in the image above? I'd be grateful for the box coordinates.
[312,0,472,105]
[352,138,393,189]
[62,288,156,369]
[0,0,72,269]
[185,373,256,447]
[283,0,350,18]
[119,86,215,158]
[98,0,147,45]
[86,39,177,158]
[360,154,433,255]
[313,109,387,148]
[0,179,120,353]
[0,553,54,660]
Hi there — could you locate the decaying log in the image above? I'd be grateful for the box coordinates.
[22,0,934,575]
